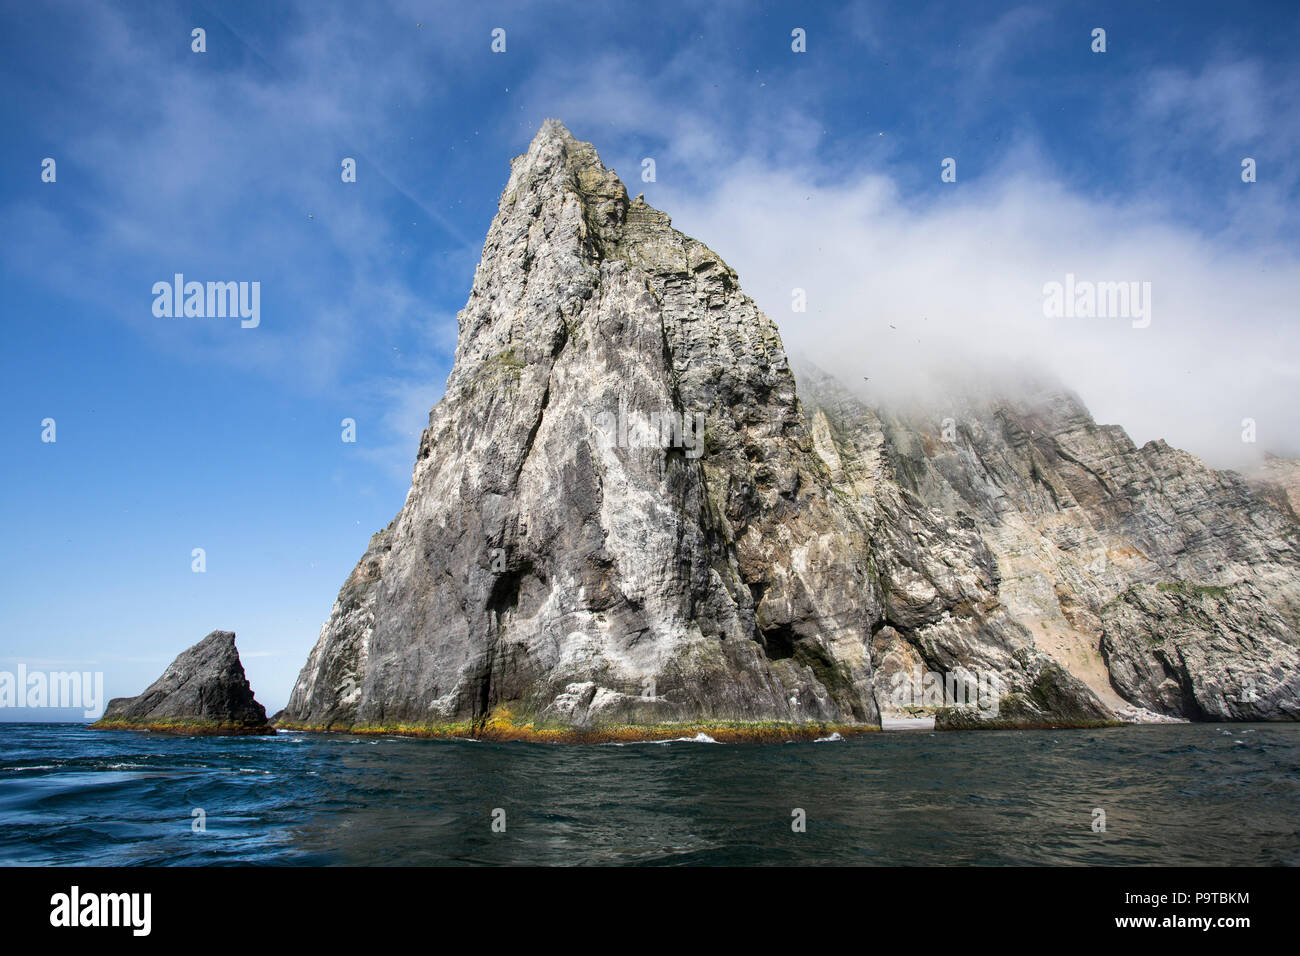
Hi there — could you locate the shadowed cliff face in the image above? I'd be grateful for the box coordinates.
[280,120,1296,738]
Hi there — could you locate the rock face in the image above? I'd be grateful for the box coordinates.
[811,373,1300,722]
[1246,453,1300,523]
[280,120,1298,738]
[280,120,1110,739]
[1100,582,1300,720]
[282,120,886,740]
[93,630,274,734]
[794,367,1116,730]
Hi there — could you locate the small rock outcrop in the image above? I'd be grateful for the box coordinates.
[92,630,275,735]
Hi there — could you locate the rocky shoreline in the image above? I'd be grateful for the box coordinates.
[273,716,875,744]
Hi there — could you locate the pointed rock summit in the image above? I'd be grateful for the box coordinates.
[280,121,1109,739]
[93,630,274,735]
[281,120,902,739]
[279,121,1298,739]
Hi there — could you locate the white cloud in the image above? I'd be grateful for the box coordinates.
[659,156,1300,466]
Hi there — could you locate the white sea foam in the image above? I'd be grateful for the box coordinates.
[604,732,722,746]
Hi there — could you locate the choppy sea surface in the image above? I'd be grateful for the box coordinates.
[1,722,1296,866]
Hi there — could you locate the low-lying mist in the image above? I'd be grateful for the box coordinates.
[656,158,1299,472]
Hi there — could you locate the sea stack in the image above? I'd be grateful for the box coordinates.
[92,630,275,735]
[278,119,1125,740]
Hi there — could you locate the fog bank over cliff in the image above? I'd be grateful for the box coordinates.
[649,160,1299,470]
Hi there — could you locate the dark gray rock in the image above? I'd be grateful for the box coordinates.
[93,630,274,734]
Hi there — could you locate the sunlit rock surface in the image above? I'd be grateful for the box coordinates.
[280,121,1296,738]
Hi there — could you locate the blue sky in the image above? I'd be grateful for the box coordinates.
[3,0,1298,716]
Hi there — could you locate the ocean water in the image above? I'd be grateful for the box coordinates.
[1,722,1297,866]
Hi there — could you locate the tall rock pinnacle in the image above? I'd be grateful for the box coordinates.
[282,120,903,739]
[281,120,1225,739]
